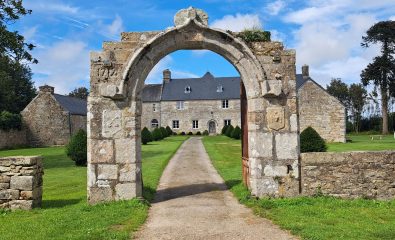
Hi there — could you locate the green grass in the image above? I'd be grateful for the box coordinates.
[202,135,395,240]
[0,136,187,240]
[327,134,395,152]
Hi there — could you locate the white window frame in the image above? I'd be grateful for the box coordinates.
[192,120,199,129]
[224,119,231,126]
[151,119,159,128]
[172,120,179,129]
[176,101,184,110]
[217,85,223,92]
[222,99,229,109]
[184,86,191,93]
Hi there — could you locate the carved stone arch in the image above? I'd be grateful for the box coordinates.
[88,7,300,204]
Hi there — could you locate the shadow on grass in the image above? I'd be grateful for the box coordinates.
[42,198,82,209]
[225,179,242,188]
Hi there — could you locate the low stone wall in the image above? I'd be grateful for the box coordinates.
[301,151,395,199]
[0,129,27,149]
[0,156,43,210]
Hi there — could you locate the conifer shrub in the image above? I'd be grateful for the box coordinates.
[180,132,186,135]
[196,131,201,135]
[166,126,172,136]
[152,128,163,141]
[160,127,167,138]
[66,129,87,166]
[0,111,22,131]
[187,132,193,135]
[221,125,229,135]
[225,125,234,137]
[203,130,209,136]
[231,126,241,139]
[141,127,152,145]
[300,127,327,153]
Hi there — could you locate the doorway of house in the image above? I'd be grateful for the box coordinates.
[208,121,216,134]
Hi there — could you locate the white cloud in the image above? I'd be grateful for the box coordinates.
[265,0,286,16]
[211,14,262,32]
[390,16,395,21]
[98,15,124,40]
[31,40,90,94]
[23,26,38,41]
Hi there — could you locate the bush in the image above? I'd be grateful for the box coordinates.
[231,126,241,139]
[141,127,152,145]
[196,131,201,135]
[172,132,177,135]
[166,126,172,136]
[66,129,87,166]
[152,128,163,141]
[203,130,209,136]
[160,127,168,138]
[225,125,234,137]
[237,29,271,43]
[187,132,193,135]
[0,111,22,131]
[300,127,327,153]
[221,125,229,135]
[180,132,186,135]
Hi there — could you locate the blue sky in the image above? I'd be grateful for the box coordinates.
[11,0,395,94]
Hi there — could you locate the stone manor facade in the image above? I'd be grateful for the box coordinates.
[142,66,346,142]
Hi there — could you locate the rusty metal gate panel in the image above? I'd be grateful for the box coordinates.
[241,82,250,188]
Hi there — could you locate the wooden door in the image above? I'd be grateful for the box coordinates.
[240,82,250,188]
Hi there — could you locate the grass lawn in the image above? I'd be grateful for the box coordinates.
[327,134,395,152]
[203,135,395,240]
[0,136,187,240]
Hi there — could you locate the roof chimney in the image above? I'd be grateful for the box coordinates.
[302,65,309,78]
[163,69,171,83]
[39,85,54,94]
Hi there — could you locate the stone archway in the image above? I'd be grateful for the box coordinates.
[88,7,300,204]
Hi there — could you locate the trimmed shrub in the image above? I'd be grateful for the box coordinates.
[300,127,327,153]
[203,130,209,136]
[0,111,22,131]
[221,125,229,135]
[66,129,87,166]
[225,125,234,137]
[187,132,193,135]
[152,128,163,141]
[231,126,241,139]
[160,127,168,138]
[141,127,152,145]
[196,131,201,135]
[166,126,172,136]
[172,132,177,135]
[180,132,186,135]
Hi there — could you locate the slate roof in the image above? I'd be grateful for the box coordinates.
[142,84,162,102]
[160,72,240,101]
[53,94,87,116]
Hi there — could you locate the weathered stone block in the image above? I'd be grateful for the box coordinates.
[97,164,118,180]
[119,164,137,182]
[0,175,10,183]
[115,183,137,200]
[91,140,114,163]
[0,189,19,199]
[249,131,273,158]
[9,200,33,210]
[275,133,299,160]
[89,187,113,204]
[263,165,288,177]
[115,138,135,164]
[102,110,123,138]
[10,176,34,190]
[0,183,9,190]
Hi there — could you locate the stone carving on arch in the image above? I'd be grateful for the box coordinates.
[88,7,299,204]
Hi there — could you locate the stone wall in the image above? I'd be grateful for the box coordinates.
[298,80,346,142]
[142,102,161,131]
[0,156,43,210]
[0,129,27,149]
[22,92,70,146]
[70,115,87,135]
[301,151,395,199]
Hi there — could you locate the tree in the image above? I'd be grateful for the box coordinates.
[300,127,327,153]
[225,125,234,137]
[0,1,37,113]
[361,20,395,134]
[152,128,162,141]
[326,78,350,106]
[66,129,87,166]
[68,87,89,100]
[160,126,168,138]
[231,126,241,139]
[348,84,367,133]
[165,126,172,136]
[141,127,152,145]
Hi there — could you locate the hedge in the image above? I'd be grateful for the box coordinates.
[0,111,22,131]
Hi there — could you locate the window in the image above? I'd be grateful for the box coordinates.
[224,119,231,126]
[217,85,223,92]
[184,86,191,93]
[172,120,179,129]
[192,120,199,129]
[222,99,229,109]
[153,103,157,112]
[151,119,159,128]
[176,101,184,110]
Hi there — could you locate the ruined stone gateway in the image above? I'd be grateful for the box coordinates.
[88,7,299,204]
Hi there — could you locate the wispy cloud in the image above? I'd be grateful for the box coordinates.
[26,1,79,14]
[265,0,286,16]
[97,15,124,40]
[211,13,262,32]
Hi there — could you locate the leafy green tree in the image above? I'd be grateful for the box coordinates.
[221,125,229,135]
[152,128,162,141]
[165,126,172,136]
[0,1,37,113]
[326,78,350,107]
[300,127,327,153]
[231,126,241,139]
[141,127,152,145]
[69,87,89,100]
[66,129,87,166]
[361,20,395,134]
[349,84,367,133]
[160,126,167,138]
[225,125,234,137]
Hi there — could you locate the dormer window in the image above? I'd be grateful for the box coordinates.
[185,86,191,93]
[216,85,223,92]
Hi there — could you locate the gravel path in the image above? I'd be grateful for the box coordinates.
[134,137,297,240]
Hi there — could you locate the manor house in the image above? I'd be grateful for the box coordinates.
[142,66,346,142]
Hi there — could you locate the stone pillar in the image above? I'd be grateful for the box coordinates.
[0,156,43,210]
